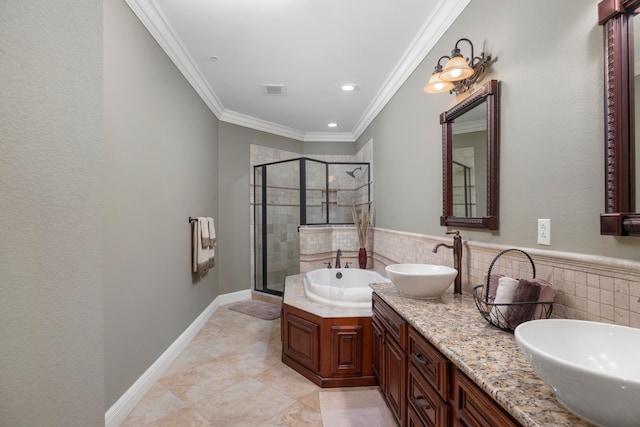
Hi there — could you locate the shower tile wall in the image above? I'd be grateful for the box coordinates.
[305,160,327,224]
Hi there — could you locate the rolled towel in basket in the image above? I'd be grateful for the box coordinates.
[481,274,504,300]
[507,279,542,329]
[489,277,519,328]
[532,278,556,319]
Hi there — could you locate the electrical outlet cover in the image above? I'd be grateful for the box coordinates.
[537,219,551,245]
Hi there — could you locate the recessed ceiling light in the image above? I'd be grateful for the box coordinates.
[341,84,356,92]
[328,122,338,128]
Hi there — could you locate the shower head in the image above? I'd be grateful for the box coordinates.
[346,167,362,178]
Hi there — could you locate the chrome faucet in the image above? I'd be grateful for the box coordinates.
[432,231,462,294]
[335,249,342,269]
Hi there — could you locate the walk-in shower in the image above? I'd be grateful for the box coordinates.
[253,158,371,296]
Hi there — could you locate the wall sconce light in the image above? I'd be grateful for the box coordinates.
[423,38,492,94]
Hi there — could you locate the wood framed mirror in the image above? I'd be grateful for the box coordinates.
[598,0,640,235]
[440,79,500,230]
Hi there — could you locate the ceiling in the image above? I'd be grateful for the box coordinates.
[125,0,470,142]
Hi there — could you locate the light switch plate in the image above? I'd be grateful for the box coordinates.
[537,219,551,245]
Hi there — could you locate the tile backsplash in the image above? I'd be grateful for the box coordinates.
[300,226,640,328]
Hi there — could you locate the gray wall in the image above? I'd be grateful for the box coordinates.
[303,141,356,156]
[358,0,640,260]
[0,1,105,425]
[104,0,219,408]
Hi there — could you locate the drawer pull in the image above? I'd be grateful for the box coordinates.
[415,395,431,410]
[414,352,429,365]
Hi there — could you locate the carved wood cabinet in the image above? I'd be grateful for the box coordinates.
[281,303,377,387]
[372,292,408,425]
[373,294,520,427]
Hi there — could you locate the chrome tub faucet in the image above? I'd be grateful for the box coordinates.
[335,249,342,269]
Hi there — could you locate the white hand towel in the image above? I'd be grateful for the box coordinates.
[200,216,211,248]
[192,218,200,273]
[194,217,214,277]
[489,276,519,328]
[207,217,216,249]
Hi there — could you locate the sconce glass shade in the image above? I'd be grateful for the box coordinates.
[440,55,474,82]
[423,72,454,94]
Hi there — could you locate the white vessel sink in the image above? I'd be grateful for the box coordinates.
[385,264,457,299]
[515,319,640,427]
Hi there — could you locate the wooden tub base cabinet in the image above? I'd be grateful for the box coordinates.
[281,303,377,388]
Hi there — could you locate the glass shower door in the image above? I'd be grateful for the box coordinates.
[254,159,300,295]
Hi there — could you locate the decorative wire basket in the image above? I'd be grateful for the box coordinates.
[472,248,553,333]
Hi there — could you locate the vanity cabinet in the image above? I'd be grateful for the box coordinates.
[372,292,407,426]
[373,293,521,427]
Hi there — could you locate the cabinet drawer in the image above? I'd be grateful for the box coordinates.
[453,368,520,427]
[408,363,450,427]
[372,293,407,349]
[407,403,425,427]
[409,327,450,401]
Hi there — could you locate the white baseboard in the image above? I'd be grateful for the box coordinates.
[104,288,251,427]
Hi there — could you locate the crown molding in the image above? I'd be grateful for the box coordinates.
[124,0,224,117]
[125,0,468,143]
[303,132,356,143]
[220,111,355,142]
[351,0,471,140]
[219,110,305,141]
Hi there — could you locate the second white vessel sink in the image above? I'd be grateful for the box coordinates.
[515,319,640,427]
[385,264,457,299]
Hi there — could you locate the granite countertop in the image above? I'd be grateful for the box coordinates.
[370,282,593,427]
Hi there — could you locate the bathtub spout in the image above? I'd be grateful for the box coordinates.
[335,249,342,269]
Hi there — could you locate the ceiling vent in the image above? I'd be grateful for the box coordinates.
[263,84,287,96]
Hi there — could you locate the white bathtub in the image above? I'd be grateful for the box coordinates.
[303,268,391,309]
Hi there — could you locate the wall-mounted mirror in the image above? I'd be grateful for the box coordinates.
[598,0,640,235]
[440,80,500,230]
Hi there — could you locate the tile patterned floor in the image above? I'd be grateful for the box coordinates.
[121,301,386,426]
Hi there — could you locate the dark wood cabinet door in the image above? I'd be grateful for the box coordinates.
[283,311,319,372]
[384,336,406,426]
[330,324,362,375]
[371,317,384,386]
